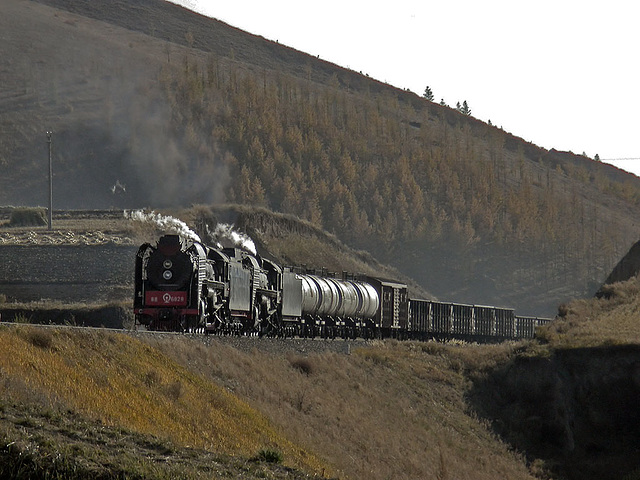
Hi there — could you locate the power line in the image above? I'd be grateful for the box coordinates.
[601,158,640,161]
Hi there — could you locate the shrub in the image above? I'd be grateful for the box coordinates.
[288,356,314,375]
[164,380,183,401]
[26,328,53,350]
[8,207,47,227]
[256,448,283,464]
[598,278,640,302]
[143,370,161,387]
[557,303,571,318]
[355,348,390,365]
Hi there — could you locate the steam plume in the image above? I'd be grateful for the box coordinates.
[209,223,257,255]
[125,210,257,255]
[125,210,201,243]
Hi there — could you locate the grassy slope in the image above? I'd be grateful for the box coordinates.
[540,274,640,348]
[468,275,640,480]
[0,326,328,478]
[149,335,537,480]
[0,324,539,480]
[194,205,434,298]
[2,274,640,479]
[145,274,640,480]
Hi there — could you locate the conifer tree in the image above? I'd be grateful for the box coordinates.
[456,101,471,116]
[423,86,434,101]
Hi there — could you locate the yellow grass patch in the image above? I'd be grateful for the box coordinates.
[0,326,325,474]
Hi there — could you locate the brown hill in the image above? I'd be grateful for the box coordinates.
[3,0,640,316]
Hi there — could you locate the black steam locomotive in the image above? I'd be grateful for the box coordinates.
[134,235,551,340]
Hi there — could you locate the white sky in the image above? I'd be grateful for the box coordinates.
[168,0,640,177]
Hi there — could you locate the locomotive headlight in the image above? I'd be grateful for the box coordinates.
[162,270,173,280]
[163,260,173,269]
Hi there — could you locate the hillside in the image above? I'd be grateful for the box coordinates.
[3,0,640,317]
[472,274,640,480]
[2,273,640,479]
[0,326,331,479]
[0,325,544,480]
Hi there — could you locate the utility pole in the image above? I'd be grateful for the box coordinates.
[46,131,53,230]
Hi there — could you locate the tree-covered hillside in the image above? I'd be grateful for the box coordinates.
[156,56,640,314]
[3,0,640,315]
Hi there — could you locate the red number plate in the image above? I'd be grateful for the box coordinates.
[145,291,188,306]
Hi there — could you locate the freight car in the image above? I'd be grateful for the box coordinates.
[133,235,552,340]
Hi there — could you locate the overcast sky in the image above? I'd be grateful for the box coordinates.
[168,0,639,177]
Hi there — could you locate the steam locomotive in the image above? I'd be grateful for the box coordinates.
[134,235,551,340]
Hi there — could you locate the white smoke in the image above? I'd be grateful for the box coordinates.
[209,223,257,255]
[125,210,257,254]
[125,210,201,243]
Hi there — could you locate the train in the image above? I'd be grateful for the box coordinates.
[133,234,552,341]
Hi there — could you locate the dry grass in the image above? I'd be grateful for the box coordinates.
[0,326,327,476]
[538,274,640,348]
[149,335,537,480]
[3,273,639,479]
